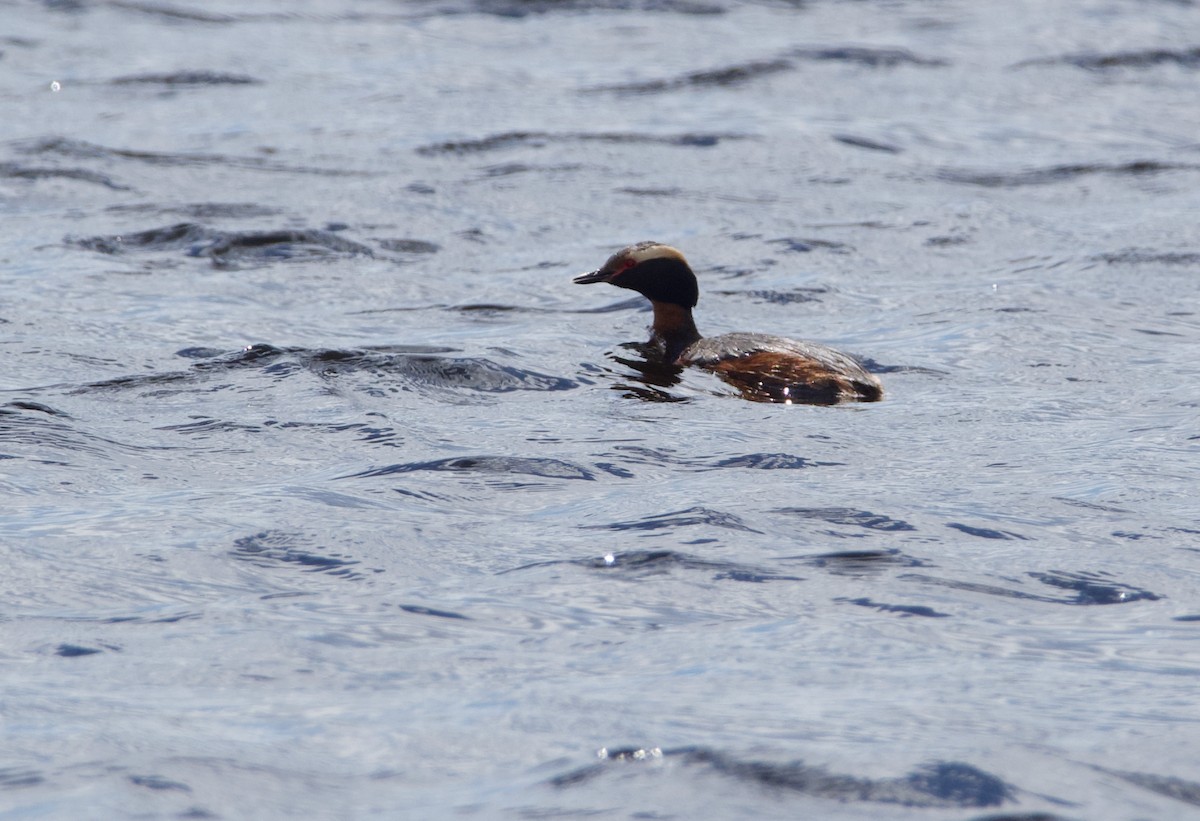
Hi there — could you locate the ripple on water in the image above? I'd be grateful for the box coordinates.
[596,444,842,471]
[71,345,577,402]
[413,130,747,156]
[0,162,130,190]
[584,505,764,534]
[551,747,1018,810]
[1012,46,1200,70]
[901,570,1164,607]
[109,70,261,86]
[23,136,355,175]
[503,549,804,583]
[230,530,380,581]
[774,506,918,534]
[937,160,1200,188]
[344,455,596,482]
[71,222,375,268]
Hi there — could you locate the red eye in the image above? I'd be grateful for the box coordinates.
[622,258,636,269]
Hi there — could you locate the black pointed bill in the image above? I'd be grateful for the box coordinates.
[573,269,610,284]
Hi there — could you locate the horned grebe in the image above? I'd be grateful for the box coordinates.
[574,242,882,404]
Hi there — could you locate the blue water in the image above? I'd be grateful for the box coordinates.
[2,1,1200,818]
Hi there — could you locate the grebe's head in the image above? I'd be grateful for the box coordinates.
[574,241,699,308]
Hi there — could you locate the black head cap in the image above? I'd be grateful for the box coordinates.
[573,242,699,308]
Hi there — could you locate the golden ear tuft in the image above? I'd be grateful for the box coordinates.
[624,242,688,266]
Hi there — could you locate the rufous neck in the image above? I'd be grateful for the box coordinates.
[649,301,702,362]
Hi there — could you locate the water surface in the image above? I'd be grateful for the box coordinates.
[2,0,1199,818]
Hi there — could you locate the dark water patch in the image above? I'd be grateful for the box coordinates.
[107,202,283,219]
[108,1,239,23]
[947,522,1031,541]
[1095,767,1200,808]
[1094,248,1200,265]
[591,461,636,479]
[1053,496,1131,514]
[926,234,971,247]
[903,574,1060,604]
[504,549,803,583]
[715,288,827,305]
[175,345,229,360]
[834,133,902,153]
[414,130,745,156]
[55,643,109,657]
[612,188,781,205]
[4,400,70,417]
[588,46,946,97]
[552,747,1015,809]
[199,228,374,268]
[377,238,440,254]
[790,548,928,574]
[72,344,575,400]
[231,531,374,580]
[156,417,269,436]
[452,303,543,315]
[478,161,583,177]
[787,46,948,67]
[618,186,683,197]
[939,160,1200,187]
[129,774,191,792]
[345,455,596,481]
[841,596,951,618]
[0,767,44,788]
[1,400,177,459]
[0,162,130,190]
[72,222,214,254]
[350,425,404,448]
[585,506,763,534]
[1029,570,1162,605]
[587,58,794,93]
[71,222,374,266]
[398,604,470,620]
[712,452,842,469]
[164,417,406,450]
[21,136,355,175]
[768,237,851,253]
[599,444,728,469]
[775,506,917,533]
[312,349,578,395]
[968,815,1075,821]
[101,608,201,625]
[582,550,802,582]
[1174,614,1200,622]
[1014,47,1200,70]
[110,70,260,86]
[905,571,1162,606]
[427,0,725,17]
[184,345,574,396]
[598,445,840,472]
[1111,530,1157,541]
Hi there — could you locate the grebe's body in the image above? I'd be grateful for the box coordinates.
[574,242,882,404]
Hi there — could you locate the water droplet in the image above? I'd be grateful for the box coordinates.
[50,81,61,93]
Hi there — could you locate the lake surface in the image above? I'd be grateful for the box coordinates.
[2,0,1199,818]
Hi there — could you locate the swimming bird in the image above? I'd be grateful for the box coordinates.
[574,242,882,404]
